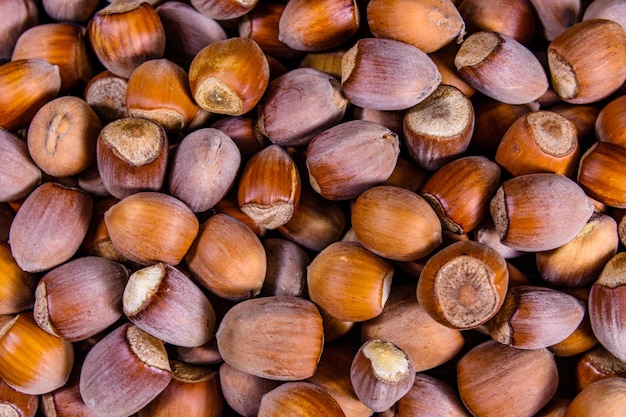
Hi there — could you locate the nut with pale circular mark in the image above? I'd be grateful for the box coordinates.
[97,117,168,200]
[416,240,509,330]
[189,37,269,116]
[403,84,475,171]
[495,110,580,177]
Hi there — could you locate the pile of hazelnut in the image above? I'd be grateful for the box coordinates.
[1,0,626,416]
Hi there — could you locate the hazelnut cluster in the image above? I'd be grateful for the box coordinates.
[1,0,626,416]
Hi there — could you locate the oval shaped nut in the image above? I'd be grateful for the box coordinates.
[366,0,465,53]
[168,128,241,213]
[455,31,549,104]
[548,19,626,104]
[361,284,464,372]
[341,37,441,111]
[421,156,501,235]
[495,110,580,177]
[0,313,74,396]
[277,0,359,52]
[0,129,41,202]
[307,241,394,322]
[258,382,346,417]
[489,173,595,252]
[485,285,586,349]
[79,323,172,417]
[306,120,400,201]
[104,192,199,266]
[123,263,216,348]
[216,296,324,381]
[351,185,442,262]
[578,141,626,209]
[416,240,509,330]
[185,213,266,301]
[189,37,269,116]
[595,95,626,148]
[0,59,61,131]
[34,256,129,342]
[12,22,93,94]
[458,340,558,417]
[9,182,93,273]
[257,67,348,147]
[564,377,626,417]
[237,144,301,230]
[403,84,475,171]
[88,1,166,79]
[589,252,626,362]
[537,212,619,288]
[27,96,102,178]
[126,58,202,132]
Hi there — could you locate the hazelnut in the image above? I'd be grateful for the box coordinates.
[489,173,595,252]
[485,285,586,349]
[588,252,626,362]
[0,59,61,131]
[168,127,241,213]
[341,37,441,111]
[9,182,93,273]
[185,213,266,301]
[0,313,74,395]
[138,360,223,417]
[457,340,558,417]
[277,0,359,52]
[79,323,172,417]
[307,241,393,322]
[189,37,269,116]
[455,31,549,105]
[88,1,166,79]
[104,191,199,266]
[34,256,129,342]
[366,0,465,53]
[306,120,400,201]
[403,85,475,171]
[416,240,509,330]
[237,144,301,230]
[548,19,626,104]
[351,185,443,262]
[27,96,102,178]
[216,296,324,381]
